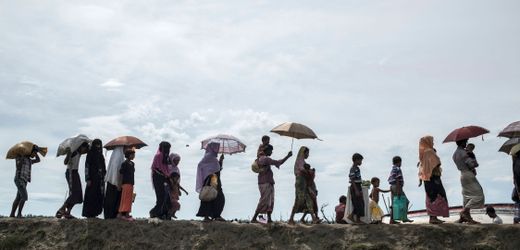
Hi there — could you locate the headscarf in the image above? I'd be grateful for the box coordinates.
[169,153,181,176]
[105,146,125,187]
[196,142,221,193]
[151,141,171,176]
[418,136,441,181]
[86,139,105,173]
[294,146,309,176]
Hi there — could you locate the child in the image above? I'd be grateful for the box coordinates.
[256,135,270,158]
[10,145,41,218]
[348,153,365,224]
[369,177,390,223]
[388,156,413,224]
[465,143,478,175]
[299,163,320,222]
[486,205,503,224]
[118,149,136,221]
[335,195,347,224]
[167,153,188,219]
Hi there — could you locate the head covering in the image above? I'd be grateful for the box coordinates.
[86,139,105,169]
[169,153,181,176]
[418,136,441,181]
[152,142,172,176]
[105,146,125,187]
[195,142,221,193]
[294,146,308,176]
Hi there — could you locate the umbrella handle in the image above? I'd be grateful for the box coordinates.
[291,138,294,151]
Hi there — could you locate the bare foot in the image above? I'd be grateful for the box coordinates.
[288,220,295,225]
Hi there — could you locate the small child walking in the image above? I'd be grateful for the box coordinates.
[118,149,136,221]
[369,177,390,223]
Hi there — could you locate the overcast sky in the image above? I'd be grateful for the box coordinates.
[1,0,519,220]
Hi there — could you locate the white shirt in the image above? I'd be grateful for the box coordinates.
[492,216,503,224]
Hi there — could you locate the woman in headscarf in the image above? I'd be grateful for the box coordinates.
[168,153,183,219]
[453,139,483,224]
[196,141,226,222]
[418,136,449,224]
[56,142,89,219]
[149,141,172,219]
[288,146,320,224]
[82,139,106,218]
[103,146,125,219]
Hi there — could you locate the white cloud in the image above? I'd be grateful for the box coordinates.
[100,79,124,89]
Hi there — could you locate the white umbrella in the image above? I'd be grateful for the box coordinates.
[56,134,91,157]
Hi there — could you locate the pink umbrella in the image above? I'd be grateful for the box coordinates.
[443,125,489,143]
[201,134,246,155]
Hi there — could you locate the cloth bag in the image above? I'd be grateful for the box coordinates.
[251,159,265,173]
[199,174,218,202]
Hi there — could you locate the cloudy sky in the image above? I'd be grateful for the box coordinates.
[1,0,519,220]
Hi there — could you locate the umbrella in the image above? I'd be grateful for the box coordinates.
[201,134,246,155]
[442,125,489,143]
[498,121,520,138]
[270,122,321,150]
[499,138,520,154]
[6,141,47,159]
[57,134,91,157]
[104,136,147,150]
[511,144,520,156]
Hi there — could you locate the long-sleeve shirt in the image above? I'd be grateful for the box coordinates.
[257,156,284,185]
[453,147,478,172]
[120,160,135,185]
[15,156,32,182]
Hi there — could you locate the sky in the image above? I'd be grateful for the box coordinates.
[0,0,519,220]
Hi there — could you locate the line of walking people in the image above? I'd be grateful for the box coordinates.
[9,134,520,225]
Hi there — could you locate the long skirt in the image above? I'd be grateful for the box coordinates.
[460,170,485,209]
[350,183,365,217]
[119,184,134,213]
[65,169,83,206]
[255,183,275,213]
[424,175,449,217]
[150,172,171,219]
[82,176,104,218]
[197,175,225,218]
[292,175,315,214]
[103,182,121,219]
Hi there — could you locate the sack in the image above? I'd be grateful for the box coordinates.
[251,159,265,173]
[199,185,218,202]
[6,141,47,159]
[392,195,409,221]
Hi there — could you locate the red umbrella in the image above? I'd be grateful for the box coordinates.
[443,125,489,143]
[104,136,147,150]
